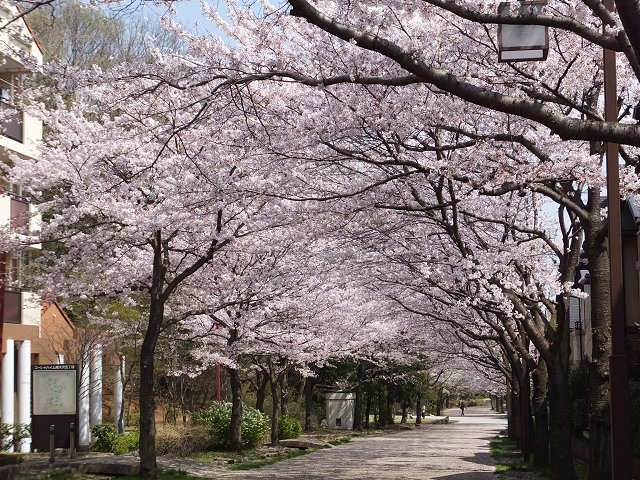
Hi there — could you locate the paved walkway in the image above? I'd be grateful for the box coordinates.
[206,405,506,480]
[16,405,506,479]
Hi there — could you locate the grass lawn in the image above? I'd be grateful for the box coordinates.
[490,435,588,480]
[191,443,327,471]
[490,436,550,479]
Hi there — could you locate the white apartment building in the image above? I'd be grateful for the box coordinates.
[0,4,76,453]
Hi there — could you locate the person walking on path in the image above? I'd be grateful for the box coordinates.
[459,400,465,416]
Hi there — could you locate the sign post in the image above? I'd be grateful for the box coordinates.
[31,364,78,451]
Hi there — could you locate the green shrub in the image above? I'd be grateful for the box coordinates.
[278,415,302,440]
[113,430,139,455]
[91,424,139,454]
[0,424,30,451]
[91,424,118,453]
[242,406,270,448]
[192,402,269,450]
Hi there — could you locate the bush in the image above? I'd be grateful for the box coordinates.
[0,424,30,451]
[156,425,214,457]
[113,430,139,455]
[91,424,139,455]
[192,402,269,450]
[91,424,118,453]
[278,415,302,440]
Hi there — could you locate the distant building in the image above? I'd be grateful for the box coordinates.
[0,4,78,452]
[569,198,640,371]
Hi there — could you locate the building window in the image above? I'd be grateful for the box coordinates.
[10,196,29,231]
[6,251,21,288]
[0,178,22,197]
[0,72,23,143]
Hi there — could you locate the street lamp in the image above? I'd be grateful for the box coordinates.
[496,1,548,462]
[497,1,548,62]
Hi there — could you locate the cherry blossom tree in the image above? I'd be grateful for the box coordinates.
[8,53,299,477]
[174,3,638,476]
[9,2,640,479]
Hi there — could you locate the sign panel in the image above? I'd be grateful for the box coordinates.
[32,364,77,415]
[498,1,549,62]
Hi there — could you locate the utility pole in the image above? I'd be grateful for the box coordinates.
[0,252,5,424]
[602,0,632,478]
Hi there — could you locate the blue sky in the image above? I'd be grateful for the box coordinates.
[140,0,222,34]
[172,0,216,31]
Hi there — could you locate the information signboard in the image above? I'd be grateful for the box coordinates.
[31,364,78,451]
[33,364,77,415]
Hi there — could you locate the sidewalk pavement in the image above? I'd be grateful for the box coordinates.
[16,405,507,479]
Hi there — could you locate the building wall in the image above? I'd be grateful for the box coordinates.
[0,3,43,159]
[39,303,76,364]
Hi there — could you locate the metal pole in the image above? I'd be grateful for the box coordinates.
[49,425,55,463]
[69,423,75,459]
[0,252,6,425]
[603,1,631,478]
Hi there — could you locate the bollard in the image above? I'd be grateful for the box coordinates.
[69,423,76,459]
[49,425,55,463]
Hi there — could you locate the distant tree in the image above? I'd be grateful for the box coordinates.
[26,0,182,67]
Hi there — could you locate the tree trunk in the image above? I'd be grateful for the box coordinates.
[415,399,422,425]
[547,358,578,480]
[139,238,165,480]
[255,371,269,413]
[229,367,243,452]
[270,376,280,446]
[400,401,408,424]
[304,377,314,432]
[386,396,394,425]
[583,193,612,480]
[365,393,371,428]
[519,363,532,461]
[531,358,549,468]
[280,369,288,416]
[436,387,443,416]
[353,363,364,431]
[377,386,392,426]
[538,295,578,480]
[510,383,522,442]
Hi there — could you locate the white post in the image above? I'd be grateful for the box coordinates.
[57,354,64,365]
[2,339,15,451]
[78,347,90,448]
[90,345,103,433]
[114,355,125,433]
[17,340,31,452]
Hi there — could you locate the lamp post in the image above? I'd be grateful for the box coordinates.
[497,1,549,62]
[602,1,631,478]
[497,1,548,462]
